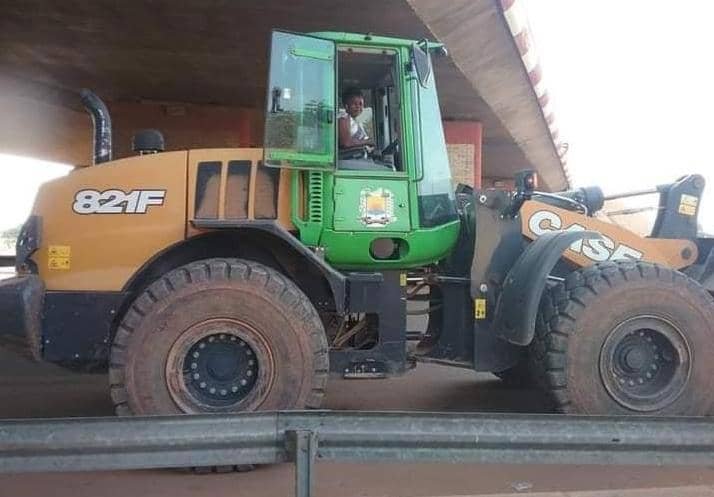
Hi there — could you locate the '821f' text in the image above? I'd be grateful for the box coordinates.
[72,189,166,214]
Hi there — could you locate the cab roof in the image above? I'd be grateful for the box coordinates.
[310,31,443,49]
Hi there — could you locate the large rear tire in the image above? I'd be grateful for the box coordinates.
[109,258,328,415]
[530,261,714,415]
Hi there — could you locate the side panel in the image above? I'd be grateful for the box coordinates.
[320,221,459,270]
[32,151,188,291]
[521,200,698,269]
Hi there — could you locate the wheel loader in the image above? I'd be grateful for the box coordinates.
[0,30,712,416]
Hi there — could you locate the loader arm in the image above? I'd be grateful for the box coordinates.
[520,200,698,269]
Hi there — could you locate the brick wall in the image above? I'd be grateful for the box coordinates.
[110,102,263,159]
[443,121,482,187]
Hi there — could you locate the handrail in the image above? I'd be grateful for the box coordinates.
[1,410,713,496]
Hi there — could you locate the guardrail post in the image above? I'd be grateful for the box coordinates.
[286,429,318,497]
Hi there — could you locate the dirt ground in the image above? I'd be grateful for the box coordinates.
[0,347,713,497]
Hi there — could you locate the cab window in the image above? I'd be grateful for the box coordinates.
[337,48,402,172]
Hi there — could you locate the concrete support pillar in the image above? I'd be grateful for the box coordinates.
[443,120,483,188]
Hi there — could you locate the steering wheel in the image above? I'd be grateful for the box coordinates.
[381,138,399,156]
[338,145,371,160]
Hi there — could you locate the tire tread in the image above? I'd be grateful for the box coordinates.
[109,258,328,415]
[529,260,714,414]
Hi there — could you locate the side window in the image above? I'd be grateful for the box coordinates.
[264,31,336,169]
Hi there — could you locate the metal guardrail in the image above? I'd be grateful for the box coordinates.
[1,410,714,496]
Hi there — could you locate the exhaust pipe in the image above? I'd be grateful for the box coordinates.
[79,89,112,165]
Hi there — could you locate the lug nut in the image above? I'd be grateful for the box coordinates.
[209,387,216,394]
[193,352,200,358]
[231,386,238,393]
[191,363,198,370]
[246,370,253,377]
[199,343,206,349]
[200,382,206,389]
[240,379,247,386]
[193,373,200,380]
[220,389,227,396]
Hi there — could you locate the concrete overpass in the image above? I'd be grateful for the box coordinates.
[0,0,569,189]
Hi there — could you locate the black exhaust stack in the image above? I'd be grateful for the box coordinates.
[79,89,112,165]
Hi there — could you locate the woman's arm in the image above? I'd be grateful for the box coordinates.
[338,116,354,148]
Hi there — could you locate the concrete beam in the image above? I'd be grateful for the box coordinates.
[409,0,568,190]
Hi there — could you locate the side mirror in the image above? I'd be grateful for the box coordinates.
[411,43,432,88]
[432,46,448,57]
[503,170,539,218]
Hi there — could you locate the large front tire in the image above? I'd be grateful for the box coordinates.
[109,258,328,415]
[531,261,714,415]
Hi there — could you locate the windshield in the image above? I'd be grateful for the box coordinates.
[413,57,458,227]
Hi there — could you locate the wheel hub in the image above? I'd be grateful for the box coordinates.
[165,319,274,413]
[184,334,258,407]
[600,316,691,412]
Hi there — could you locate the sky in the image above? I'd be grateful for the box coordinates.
[0,154,69,233]
[0,1,712,233]
[522,0,714,233]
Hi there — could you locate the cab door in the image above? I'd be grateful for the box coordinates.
[332,46,411,235]
[263,31,336,169]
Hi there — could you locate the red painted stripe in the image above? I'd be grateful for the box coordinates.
[514,31,530,56]
[500,0,517,11]
[528,65,543,86]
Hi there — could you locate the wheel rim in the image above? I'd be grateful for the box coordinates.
[165,319,274,413]
[599,315,691,412]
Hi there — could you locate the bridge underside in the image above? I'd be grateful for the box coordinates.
[0,0,567,189]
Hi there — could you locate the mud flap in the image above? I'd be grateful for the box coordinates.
[493,230,598,346]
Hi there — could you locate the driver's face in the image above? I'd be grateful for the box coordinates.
[345,96,364,118]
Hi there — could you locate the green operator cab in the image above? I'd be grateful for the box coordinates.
[264,31,460,269]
